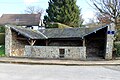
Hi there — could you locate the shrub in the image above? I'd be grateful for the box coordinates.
[114,42,120,57]
[0,33,5,44]
[0,26,5,56]
[0,26,5,33]
[0,26,5,45]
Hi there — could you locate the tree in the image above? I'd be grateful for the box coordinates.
[91,0,120,29]
[44,0,83,27]
[25,6,44,17]
[79,14,84,27]
[96,13,111,24]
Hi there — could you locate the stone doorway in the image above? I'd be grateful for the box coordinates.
[59,49,65,58]
[86,40,105,60]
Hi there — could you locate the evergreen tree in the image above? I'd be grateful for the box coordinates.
[44,0,83,27]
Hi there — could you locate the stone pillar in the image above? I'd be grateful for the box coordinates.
[80,38,86,60]
[5,25,12,56]
[80,47,86,60]
[105,23,115,60]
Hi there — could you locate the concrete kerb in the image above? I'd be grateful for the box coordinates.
[0,57,120,66]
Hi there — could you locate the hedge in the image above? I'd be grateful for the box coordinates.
[114,42,120,57]
[0,26,5,45]
[0,26,5,33]
[0,33,5,45]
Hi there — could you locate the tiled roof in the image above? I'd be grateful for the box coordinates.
[0,14,40,26]
[10,25,46,39]
[39,26,107,39]
[9,25,107,40]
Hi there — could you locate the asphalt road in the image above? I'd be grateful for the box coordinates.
[0,63,120,80]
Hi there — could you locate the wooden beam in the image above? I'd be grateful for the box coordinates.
[28,40,36,46]
[90,38,106,40]
[83,38,85,47]
[46,40,50,46]
[16,37,27,40]
[46,40,48,46]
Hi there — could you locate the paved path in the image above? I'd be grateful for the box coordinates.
[0,57,120,66]
[0,63,120,80]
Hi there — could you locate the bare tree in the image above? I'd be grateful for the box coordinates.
[25,6,44,17]
[96,13,111,24]
[90,0,120,29]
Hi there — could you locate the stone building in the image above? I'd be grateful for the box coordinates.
[5,24,115,60]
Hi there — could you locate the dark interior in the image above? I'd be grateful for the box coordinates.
[35,39,83,46]
[85,27,107,60]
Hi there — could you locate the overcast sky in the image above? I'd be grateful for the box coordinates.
[0,0,95,24]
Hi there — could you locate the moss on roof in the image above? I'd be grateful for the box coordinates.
[47,22,72,28]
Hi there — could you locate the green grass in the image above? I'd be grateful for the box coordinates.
[0,45,5,56]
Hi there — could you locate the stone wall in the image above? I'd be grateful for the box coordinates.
[25,46,86,60]
[5,26,12,56]
[105,24,115,60]
[5,25,27,57]
[11,31,27,56]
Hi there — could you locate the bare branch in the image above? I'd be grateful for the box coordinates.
[24,6,44,19]
[25,6,36,14]
[90,0,120,27]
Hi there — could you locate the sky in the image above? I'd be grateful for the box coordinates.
[0,0,95,24]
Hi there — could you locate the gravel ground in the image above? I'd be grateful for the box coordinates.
[0,63,120,80]
[104,66,120,72]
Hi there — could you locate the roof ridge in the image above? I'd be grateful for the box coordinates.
[82,25,108,38]
[37,30,48,39]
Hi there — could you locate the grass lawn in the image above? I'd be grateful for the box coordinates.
[0,45,5,56]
